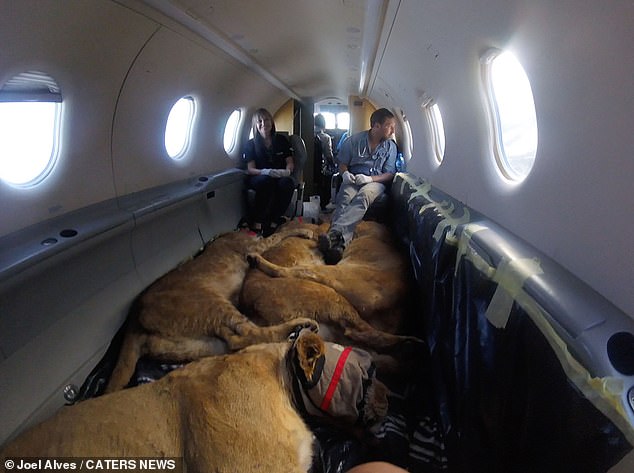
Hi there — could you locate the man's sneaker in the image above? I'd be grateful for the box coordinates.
[324,244,345,265]
[318,229,344,254]
[317,233,330,253]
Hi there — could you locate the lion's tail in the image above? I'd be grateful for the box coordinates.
[104,320,147,394]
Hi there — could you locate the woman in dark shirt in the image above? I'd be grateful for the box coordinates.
[245,108,295,235]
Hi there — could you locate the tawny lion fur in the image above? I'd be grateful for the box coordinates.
[1,331,389,473]
[243,219,420,352]
[106,226,319,393]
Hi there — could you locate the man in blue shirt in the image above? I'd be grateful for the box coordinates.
[318,108,397,264]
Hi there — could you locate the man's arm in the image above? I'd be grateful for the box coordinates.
[369,172,395,183]
[357,139,396,183]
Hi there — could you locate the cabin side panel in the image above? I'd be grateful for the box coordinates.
[0,1,155,238]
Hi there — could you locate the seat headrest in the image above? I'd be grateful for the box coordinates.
[290,135,307,184]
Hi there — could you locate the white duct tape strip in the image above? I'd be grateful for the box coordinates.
[401,175,472,245]
[456,226,634,446]
[433,204,470,244]
[485,256,543,329]
[405,180,432,204]
[456,223,489,270]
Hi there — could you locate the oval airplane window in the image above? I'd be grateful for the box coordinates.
[425,103,445,163]
[165,96,195,160]
[482,50,538,181]
[0,71,62,187]
[223,109,241,154]
[402,113,414,158]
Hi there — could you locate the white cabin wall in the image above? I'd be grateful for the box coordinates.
[371,0,634,317]
[0,0,288,238]
[0,1,156,238]
[0,1,291,443]
[502,0,634,319]
[111,26,285,196]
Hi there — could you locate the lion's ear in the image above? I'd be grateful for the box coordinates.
[295,331,325,382]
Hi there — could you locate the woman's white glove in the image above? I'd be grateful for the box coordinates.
[260,168,272,176]
[269,168,291,178]
[342,170,356,184]
[355,174,373,185]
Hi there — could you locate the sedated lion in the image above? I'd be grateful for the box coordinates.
[105,226,319,393]
[243,219,422,356]
[1,330,389,472]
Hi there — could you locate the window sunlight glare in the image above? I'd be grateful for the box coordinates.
[336,112,350,130]
[0,102,59,186]
[490,51,538,179]
[321,112,336,129]
[431,104,445,161]
[224,109,241,154]
[165,97,195,159]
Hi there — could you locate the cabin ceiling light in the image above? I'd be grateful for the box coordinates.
[143,0,301,101]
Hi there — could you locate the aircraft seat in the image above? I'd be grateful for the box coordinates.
[288,134,308,217]
[244,134,307,224]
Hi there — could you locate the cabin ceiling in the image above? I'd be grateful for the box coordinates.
[143,0,381,103]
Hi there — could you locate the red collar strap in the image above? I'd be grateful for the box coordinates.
[288,338,376,426]
[319,346,352,412]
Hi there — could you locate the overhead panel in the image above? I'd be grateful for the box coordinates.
[143,0,367,101]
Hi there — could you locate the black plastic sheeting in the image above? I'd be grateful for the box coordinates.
[449,257,628,473]
[78,173,632,472]
[390,174,633,472]
[78,315,449,472]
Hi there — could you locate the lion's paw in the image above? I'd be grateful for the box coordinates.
[290,318,319,334]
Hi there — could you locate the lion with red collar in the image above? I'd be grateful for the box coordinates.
[1,330,388,472]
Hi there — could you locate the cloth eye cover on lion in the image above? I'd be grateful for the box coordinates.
[1,330,388,473]
[288,328,386,428]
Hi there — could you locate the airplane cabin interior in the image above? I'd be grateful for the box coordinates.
[1,1,633,472]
